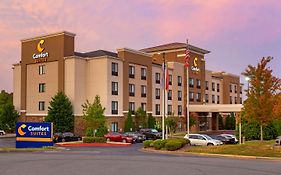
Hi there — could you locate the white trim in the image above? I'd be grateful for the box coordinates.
[117,48,152,57]
[26,113,48,116]
[20,110,26,113]
[146,111,153,114]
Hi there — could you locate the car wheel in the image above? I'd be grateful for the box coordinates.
[122,139,126,143]
[207,143,214,146]
[62,139,66,142]
[106,138,110,142]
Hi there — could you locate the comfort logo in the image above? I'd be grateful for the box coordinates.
[18,124,27,136]
[37,40,45,53]
[193,57,198,67]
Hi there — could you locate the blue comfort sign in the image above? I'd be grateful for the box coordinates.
[16,122,53,148]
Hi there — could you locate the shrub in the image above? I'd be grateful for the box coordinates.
[153,139,166,150]
[174,138,190,147]
[83,137,106,143]
[165,140,182,151]
[143,140,154,148]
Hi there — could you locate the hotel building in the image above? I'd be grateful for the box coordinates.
[13,31,242,135]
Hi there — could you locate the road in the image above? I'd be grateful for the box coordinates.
[0,138,280,175]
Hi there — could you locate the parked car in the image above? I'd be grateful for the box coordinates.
[123,132,146,143]
[53,132,82,143]
[139,129,162,140]
[104,132,135,143]
[275,136,281,145]
[209,135,236,144]
[220,134,238,144]
[0,130,6,135]
[184,134,223,146]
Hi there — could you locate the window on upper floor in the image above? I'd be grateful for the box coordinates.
[129,65,135,78]
[141,68,147,80]
[112,62,118,76]
[178,76,182,86]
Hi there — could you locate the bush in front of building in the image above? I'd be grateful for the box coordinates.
[144,138,190,151]
[143,140,154,148]
[45,92,74,133]
[165,139,184,151]
[83,137,106,143]
[124,111,135,132]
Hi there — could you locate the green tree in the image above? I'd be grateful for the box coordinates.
[45,92,74,133]
[124,111,134,132]
[135,107,147,130]
[147,113,156,129]
[225,113,236,130]
[0,90,18,132]
[242,57,281,141]
[82,95,108,137]
[218,114,224,130]
[165,116,178,136]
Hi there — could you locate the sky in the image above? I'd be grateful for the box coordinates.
[0,0,280,92]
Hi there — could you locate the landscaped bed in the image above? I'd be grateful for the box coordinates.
[186,140,281,158]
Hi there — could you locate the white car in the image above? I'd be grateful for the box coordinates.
[184,134,223,146]
[0,130,6,135]
[220,134,238,143]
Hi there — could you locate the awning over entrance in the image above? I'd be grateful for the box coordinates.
[189,104,243,113]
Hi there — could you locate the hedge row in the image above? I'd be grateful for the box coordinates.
[143,138,190,151]
[83,137,106,143]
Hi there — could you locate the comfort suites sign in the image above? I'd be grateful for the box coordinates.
[33,39,49,63]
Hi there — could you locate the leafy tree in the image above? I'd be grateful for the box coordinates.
[0,90,18,132]
[124,111,134,132]
[147,113,156,128]
[225,113,236,130]
[82,95,108,137]
[242,57,281,141]
[218,114,224,130]
[135,107,147,130]
[45,92,74,133]
[165,116,178,136]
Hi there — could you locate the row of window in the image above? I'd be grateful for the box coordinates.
[189,92,201,102]
[230,96,242,104]
[205,94,220,104]
[112,63,148,80]
[189,78,201,88]
[155,104,182,116]
[155,73,183,86]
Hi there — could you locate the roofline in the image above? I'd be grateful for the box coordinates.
[21,31,76,42]
[117,48,152,57]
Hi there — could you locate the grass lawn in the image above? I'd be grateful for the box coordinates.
[186,140,281,158]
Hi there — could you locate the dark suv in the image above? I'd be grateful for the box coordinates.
[139,129,162,140]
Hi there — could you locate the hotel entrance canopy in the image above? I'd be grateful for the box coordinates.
[189,104,243,113]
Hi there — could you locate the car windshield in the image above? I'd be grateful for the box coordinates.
[202,135,213,140]
[151,129,158,133]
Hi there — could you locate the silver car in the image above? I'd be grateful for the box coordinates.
[184,134,223,146]
[0,130,6,135]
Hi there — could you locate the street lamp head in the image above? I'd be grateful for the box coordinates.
[245,77,250,81]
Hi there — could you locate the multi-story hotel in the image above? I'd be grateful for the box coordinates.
[13,31,242,135]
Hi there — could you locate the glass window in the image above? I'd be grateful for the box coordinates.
[129,65,135,78]
[230,84,232,92]
[141,103,146,111]
[189,78,194,87]
[112,82,118,95]
[169,74,172,85]
[212,82,215,91]
[155,73,161,84]
[111,62,118,76]
[205,94,209,103]
[178,105,182,115]
[189,92,194,101]
[141,68,146,80]
[112,101,118,114]
[212,95,215,103]
[39,101,45,111]
[196,93,201,102]
[39,65,45,75]
[217,83,220,92]
[129,102,135,113]
[230,96,233,104]
[39,83,45,93]
[196,79,201,88]
[141,85,146,97]
[155,88,160,99]
[168,90,172,100]
[155,104,160,115]
[177,76,182,86]
[217,95,220,104]
[205,81,209,90]
[111,122,118,132]
[178,91,182,101]
[168,105,172,115]
[129,84,135,96]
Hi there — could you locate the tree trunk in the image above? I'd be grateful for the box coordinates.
[260,125,263,141]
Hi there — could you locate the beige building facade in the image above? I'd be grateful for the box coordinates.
[13,31,243,134]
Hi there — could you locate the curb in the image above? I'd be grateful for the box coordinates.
[0,147,65,153]
[56,142,132,147]
[140,148,281,161]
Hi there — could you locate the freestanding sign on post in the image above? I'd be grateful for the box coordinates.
[16,122,53,148]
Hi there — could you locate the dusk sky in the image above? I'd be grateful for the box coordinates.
[0,0,280,92]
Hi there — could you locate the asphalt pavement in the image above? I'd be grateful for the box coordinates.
[0,140,281,175]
